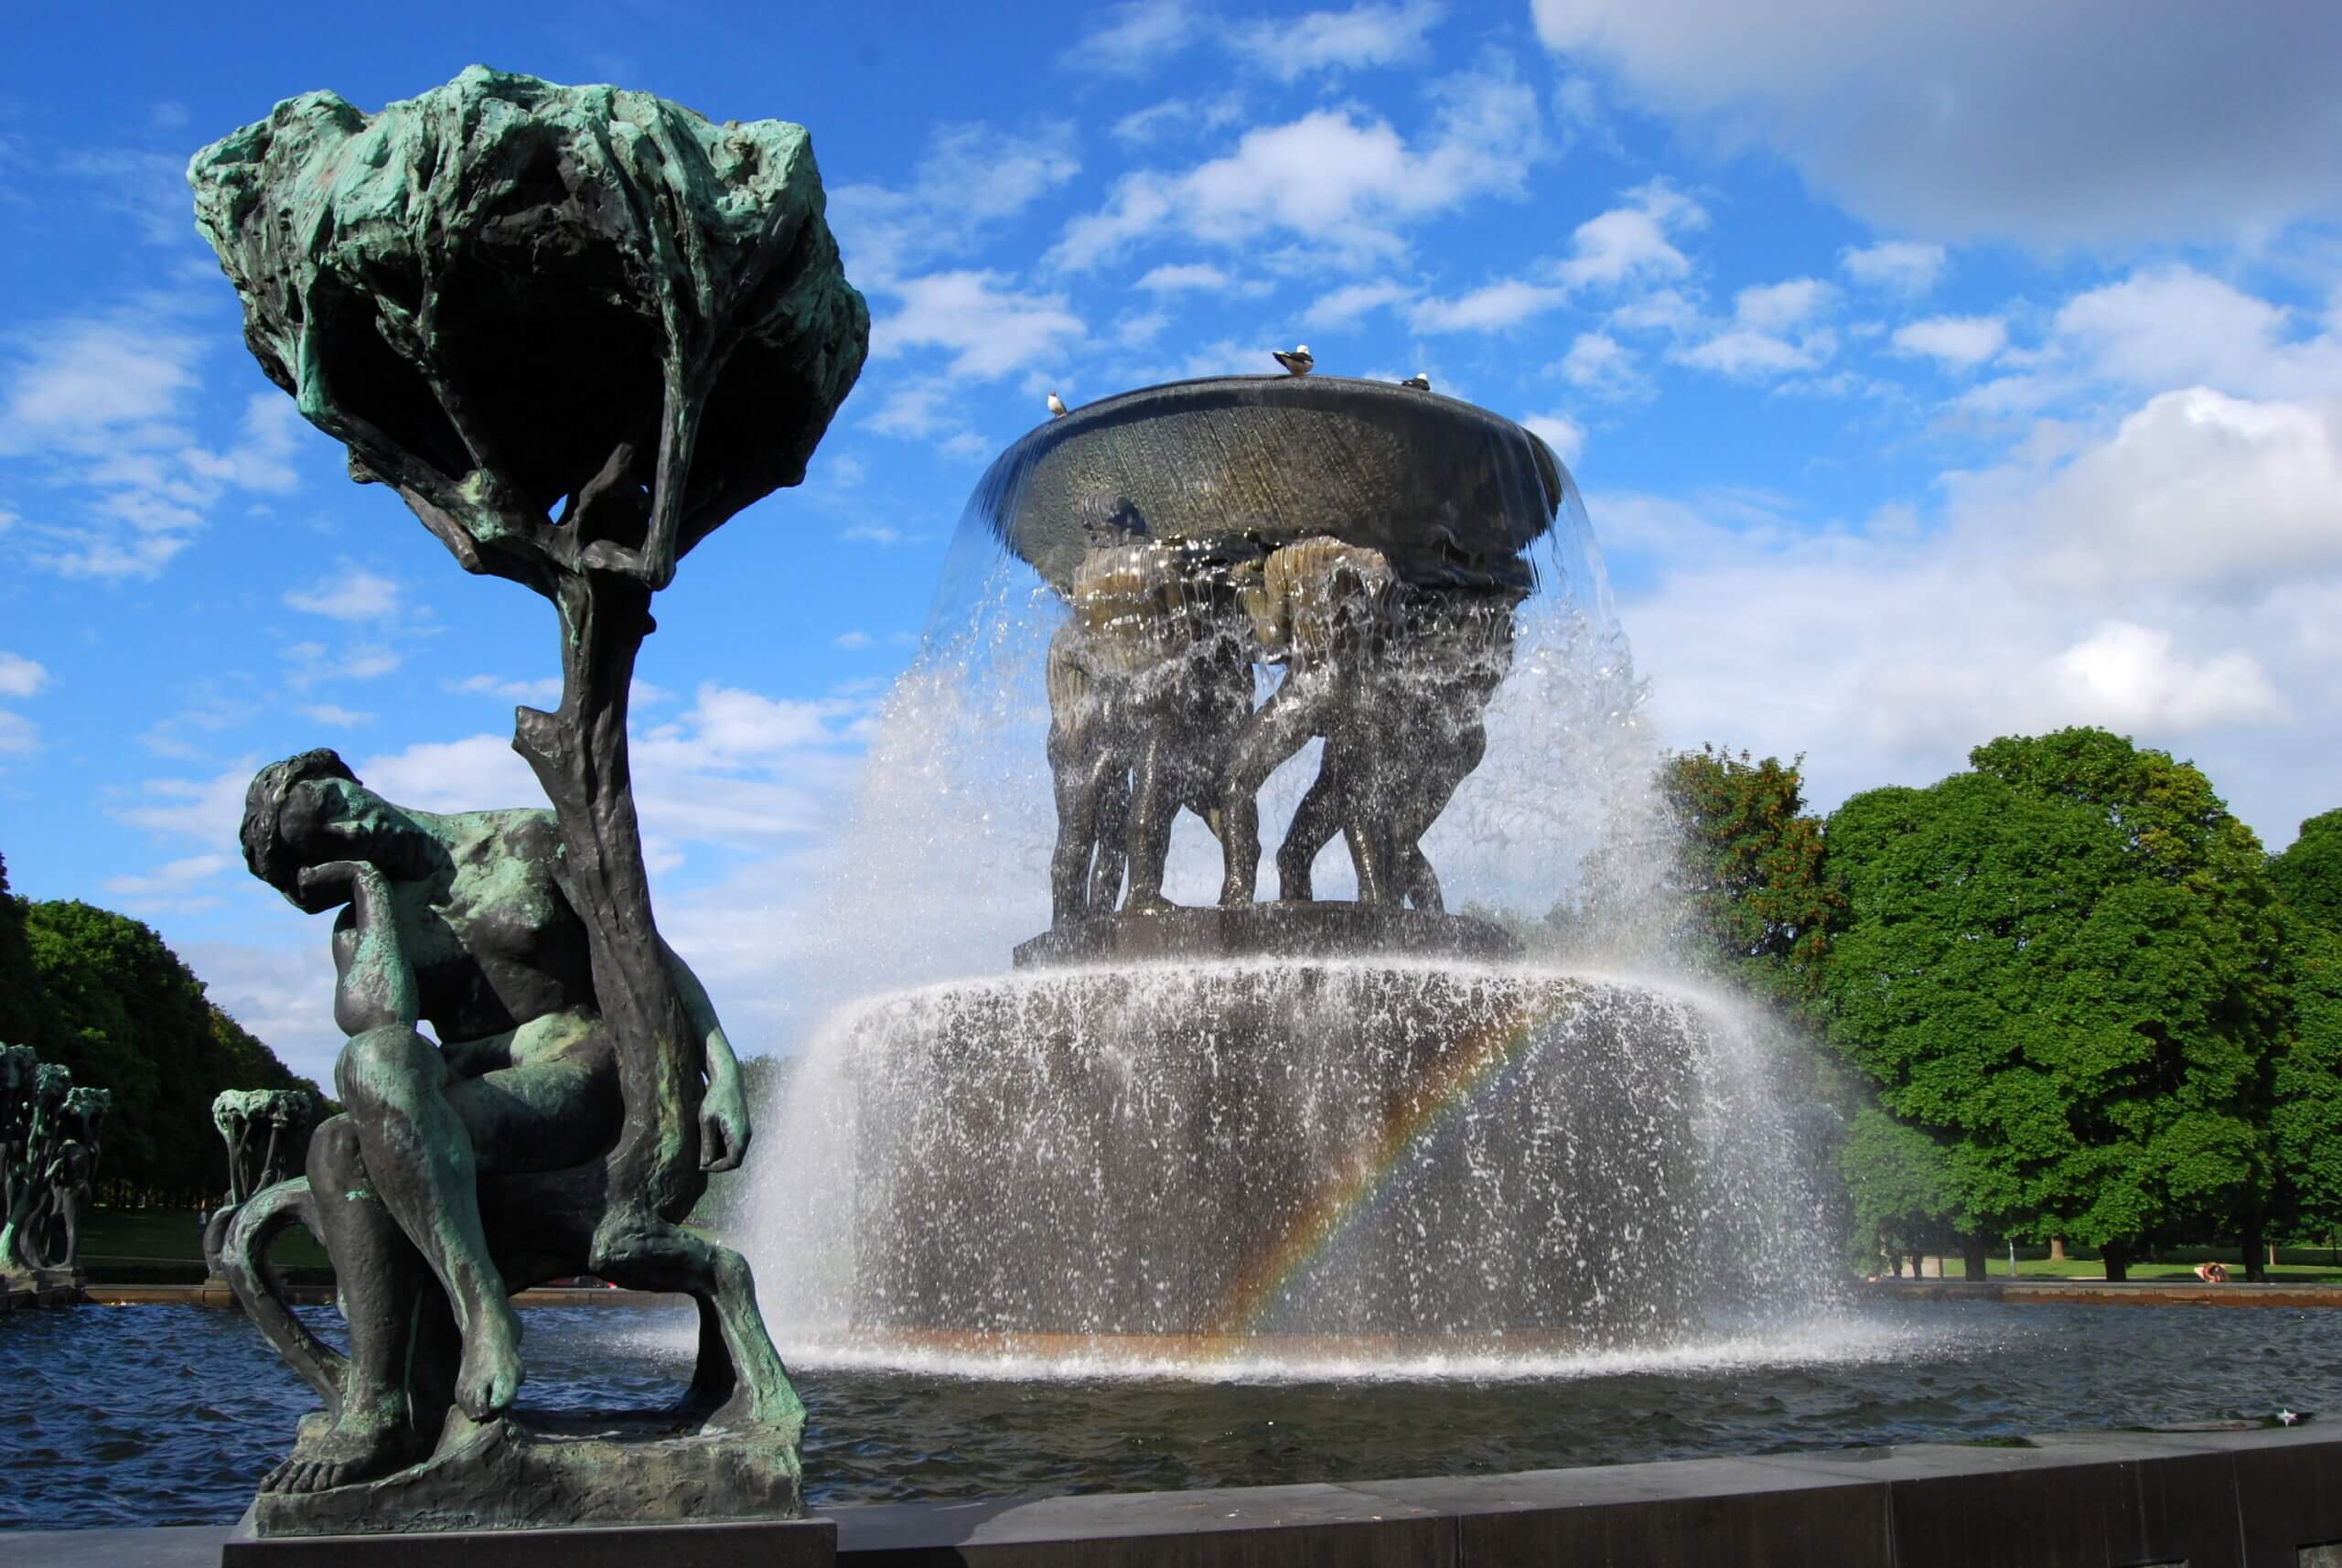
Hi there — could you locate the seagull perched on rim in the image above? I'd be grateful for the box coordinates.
[1401,371,1431,391]
[1047,391,1069,418]
[1273,344,1315,376]
[2279,1409,2301,1426]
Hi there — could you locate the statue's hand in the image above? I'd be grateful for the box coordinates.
[295,860,385,916]
[698,1079,752,1173]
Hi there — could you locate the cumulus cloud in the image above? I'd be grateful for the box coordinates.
[1555,331,1644,398]
[285,564,402,622]
[1135,263,1234,294]
[2,314,310,580]
[1891,315,2007,371]
[1228,1,1445,81]
[1522,413,1587,465]
[1410,279,1568,334]
[1531,0,2342,244]
[1060,0,1199,77]
[1841,240,1948,295]
[1674,277,1837,378]
[1048,59,1544,272]
[1552,180,1705,290]
[829,121,1080,286]
[2051,265,2342,400]
[0,651,48,698]
[1953,387,2342,597]
[869,271,1084,381]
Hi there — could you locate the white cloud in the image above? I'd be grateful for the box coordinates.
[1842,241,1947,295]
[1409,279,1568,334]
[1952,387,2342,597]
[2052,265,2342,400]
[1891,315,2007,371]
[833,631,873,650]
[1135,263,1233,294]
[1049,59,1544,272]
[449,673,564,705]
[1552,180,1704,290]
[869,271,1084,381]
[0,651,47,698]
[1228,1,1445,81]
[285,564,402,622]
[1060,0,1198,77]
[1674,278,1837,379]
[102,853,233,908]
[1555,331,1643,398]
[829,122,1080,286]
[1111,94,1246,146]
[1522,413,1586,465]
[2,312,311,580]
[298,703,375,727]
[355,734,544,813]
[1305,279,1415,328]
[2047,621,2283,732]
[1530,1,2342,244]
[0,711,35,756]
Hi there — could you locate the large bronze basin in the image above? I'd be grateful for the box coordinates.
[972,375,1573,592]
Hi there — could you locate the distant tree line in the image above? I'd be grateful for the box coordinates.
[1643,727,2342,1282]
[0,851,327,1208]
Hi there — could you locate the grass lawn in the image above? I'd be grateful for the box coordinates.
[1897,1251,2342,1283]
[81,1206,330,1268]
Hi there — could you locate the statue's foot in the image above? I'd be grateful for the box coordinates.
[1123,894,1175,916]
[261,1406,421,1496]
[1217,881,1252,909]
[454,1296,524,1419]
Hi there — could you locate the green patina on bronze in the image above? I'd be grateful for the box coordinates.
[2,1046,109,1282]
[188,67,866,1534]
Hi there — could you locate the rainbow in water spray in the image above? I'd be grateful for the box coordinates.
[1207,989,1584,1338]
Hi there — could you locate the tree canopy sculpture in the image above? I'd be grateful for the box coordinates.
[189,67,865,1531]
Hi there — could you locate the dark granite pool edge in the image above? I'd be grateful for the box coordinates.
[11,1423,2339,1567]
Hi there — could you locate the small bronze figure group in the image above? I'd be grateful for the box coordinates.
[0,1045,108,1278]
[1045,515,1520,926]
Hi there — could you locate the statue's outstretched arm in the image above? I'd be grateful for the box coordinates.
[661,941,751,1173]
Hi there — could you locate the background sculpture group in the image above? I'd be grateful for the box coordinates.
[1,1044,108,1280]
[1047,515,1520,926]
[201,1087,311,1269]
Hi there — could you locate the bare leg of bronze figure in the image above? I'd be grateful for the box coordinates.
[332,1026,523,1425]
[1219,677,1330,908]
[1123,714,1182,913]
[1048,725,1111,926]
[1276,762,1342,900]
[266,1115,436,1494]
[1087,763,1132,913]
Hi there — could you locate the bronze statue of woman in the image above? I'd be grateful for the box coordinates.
[238,748,755,1493]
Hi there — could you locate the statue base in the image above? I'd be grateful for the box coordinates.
[0,1265,85,1310]
[1014,900,1523,968]
[226,1514,833,1566]
[245,1407,804,1540]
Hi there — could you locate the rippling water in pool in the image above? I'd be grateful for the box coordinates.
[5,1301,2338,1530]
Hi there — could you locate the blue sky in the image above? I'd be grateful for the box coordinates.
[4,2,2339,1079]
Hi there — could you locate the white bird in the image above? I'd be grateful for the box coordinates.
[2279,1409,2300,1426]
[1273,344,1315,376]
[1047,391,1069,418]
[1401,371,1431,391]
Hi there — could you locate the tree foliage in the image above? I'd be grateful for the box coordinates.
[1818,730,2284,1276]
[1659,746,1843,1000]
[3,875,323,1206]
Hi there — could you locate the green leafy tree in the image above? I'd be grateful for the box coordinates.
[2270,813,2342,1240]
[0,854,60,1052]
[1839,1107,1964,1273]
[1820,730,2283,1280]
[2268,810,2342,934]
[1659,746,1843,1002]
[19,898,324,1204]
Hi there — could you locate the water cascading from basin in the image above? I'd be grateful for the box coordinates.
[741,377,1833,1372]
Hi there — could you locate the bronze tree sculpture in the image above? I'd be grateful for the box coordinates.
[188,67,865,1531]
